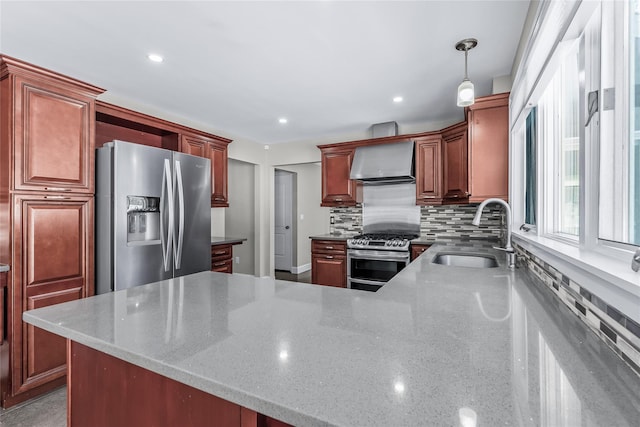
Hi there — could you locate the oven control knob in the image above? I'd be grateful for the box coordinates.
[392,241,399,246]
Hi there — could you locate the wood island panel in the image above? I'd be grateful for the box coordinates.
[68,341,291,427]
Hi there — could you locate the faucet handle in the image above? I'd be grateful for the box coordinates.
[493,246,514,253]
[633,248,640,272]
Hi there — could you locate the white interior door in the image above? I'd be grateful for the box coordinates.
[274,170,293,271]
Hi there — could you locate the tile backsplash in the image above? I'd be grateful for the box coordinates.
[515,243,640,377]
[329,204,503,241]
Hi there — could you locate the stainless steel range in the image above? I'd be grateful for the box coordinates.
[347,232,418,292]
[345,181,421,292]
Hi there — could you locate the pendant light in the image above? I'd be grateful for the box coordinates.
[455,38,478,107]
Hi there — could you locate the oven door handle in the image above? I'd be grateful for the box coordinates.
[349,277,388,286]
[348,250,409,262]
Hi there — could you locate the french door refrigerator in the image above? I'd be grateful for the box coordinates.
[96,140,211,294]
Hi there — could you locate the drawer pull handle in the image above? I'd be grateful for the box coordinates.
[44,187,72,192]
[213,251,227,255]
[335,198,343,201]
[214,197,225,201]
[325,256,334,259]
[325,246,334,249]
[214,262,227,267]
[44,195,70,200]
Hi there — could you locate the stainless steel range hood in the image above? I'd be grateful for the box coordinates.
[349,140,415,184]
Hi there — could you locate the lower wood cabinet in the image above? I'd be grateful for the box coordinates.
[2,194,93,407]
[211,244,233,273]
[410,244,431,261]
[311,240,347,288]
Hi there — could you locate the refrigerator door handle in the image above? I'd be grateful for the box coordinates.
[174,160,185,269]
[161,159,174,272]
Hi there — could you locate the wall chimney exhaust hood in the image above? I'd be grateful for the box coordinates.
[349,140,415,184]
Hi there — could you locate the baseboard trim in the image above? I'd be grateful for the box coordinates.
[291,263,311,274]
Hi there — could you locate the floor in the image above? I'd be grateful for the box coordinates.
[0,271,311,426]
[274,269,312,283]
[0,387,66,427]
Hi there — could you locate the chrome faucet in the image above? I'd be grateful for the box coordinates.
[472,198,515,268]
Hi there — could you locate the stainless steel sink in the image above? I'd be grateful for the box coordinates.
[432,252,498,268]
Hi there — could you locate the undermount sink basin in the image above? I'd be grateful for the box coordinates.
[432,252,498,268]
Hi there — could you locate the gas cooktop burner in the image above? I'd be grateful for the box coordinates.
[347,233,419,251]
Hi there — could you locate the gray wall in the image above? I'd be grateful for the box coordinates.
[225,159,256,275]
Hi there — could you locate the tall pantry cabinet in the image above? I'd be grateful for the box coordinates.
[0,56,104,407]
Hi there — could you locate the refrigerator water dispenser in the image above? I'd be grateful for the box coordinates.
[126,196,160,243]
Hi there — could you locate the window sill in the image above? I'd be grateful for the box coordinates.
[512,230,640,323]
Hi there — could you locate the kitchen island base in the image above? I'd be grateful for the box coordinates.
[67,340,289,427]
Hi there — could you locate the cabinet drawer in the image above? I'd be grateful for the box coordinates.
[211,258,233,273]
[211,244,232,260]
[311,240,346,255]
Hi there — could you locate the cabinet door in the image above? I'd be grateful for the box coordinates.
[179,136,229,207]
[9,194,92,397]
[442,127,469,202]
[410,244,430,261]
[415,136,442,205]
[468,103,509,202]
[180,135,207,157]
[208,142,228,207]
[311,254,346,287]
[12,75,95,193]
[321,149,358,207]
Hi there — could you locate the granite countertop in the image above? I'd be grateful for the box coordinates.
[0,264,9,273]
[211,236,247,245]
[23,243,640,426]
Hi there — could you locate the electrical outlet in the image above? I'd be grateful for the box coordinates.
[235,256,240,264]
[300,213,304,220]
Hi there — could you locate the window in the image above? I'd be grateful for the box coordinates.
[539,44,581,238]
[525,107,537,226]
[599,0,640,247]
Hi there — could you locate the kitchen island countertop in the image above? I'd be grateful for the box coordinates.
[23,243,640,426]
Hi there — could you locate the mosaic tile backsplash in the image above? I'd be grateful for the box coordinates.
[515,243,640,377]
[329,204,503,241]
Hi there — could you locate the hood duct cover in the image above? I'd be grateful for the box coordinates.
[349,140,415,184]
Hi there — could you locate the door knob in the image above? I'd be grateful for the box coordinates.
[285,226,290,229]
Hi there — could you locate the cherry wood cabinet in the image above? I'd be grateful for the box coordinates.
[415,135,443,205]
[0,57,103,194]
[442,122,469,203]
[1,271,6,343]
[4,194,93,406]
[319,148,360,207]
[311,240,347,287]
[180,134,230,207]
[0,56,102,408]
[467,93,509,202]
[211,244,233,274]
[410,244,431,261]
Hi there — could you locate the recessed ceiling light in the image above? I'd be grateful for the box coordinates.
[278,118,288,124]
[393,96,403,103]
[147,53,164,63]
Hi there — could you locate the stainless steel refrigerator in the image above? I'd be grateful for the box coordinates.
[96,140,211,294]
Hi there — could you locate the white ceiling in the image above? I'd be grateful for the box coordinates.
[0,1,530,145]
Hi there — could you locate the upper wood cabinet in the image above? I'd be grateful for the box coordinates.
[467,93,509,202]
[95,101,232,208]
[415,135,443,205]
[0,56,104,193]
[320,148,360,207]
[180,135,230,207]
[442,122,469,203]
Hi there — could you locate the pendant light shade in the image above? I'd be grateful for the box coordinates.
[455,38,477,107]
